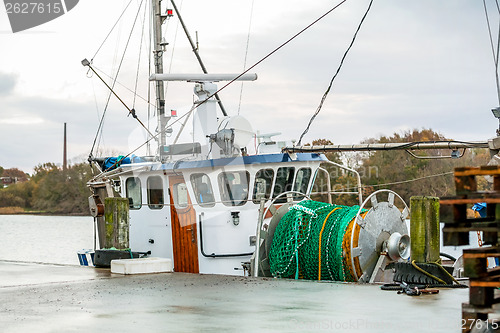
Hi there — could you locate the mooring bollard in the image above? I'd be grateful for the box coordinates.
[410,196,440,263]
[104,197,130,249]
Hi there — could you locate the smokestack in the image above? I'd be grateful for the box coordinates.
[63,123,67,171]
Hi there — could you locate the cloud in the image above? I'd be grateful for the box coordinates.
[0,0,498,172]
[0,72,17,95]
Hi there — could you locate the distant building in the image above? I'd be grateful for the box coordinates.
[0,177,26,187]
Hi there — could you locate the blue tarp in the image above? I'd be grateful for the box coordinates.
[103,155,145,170]
[472,202,487,218]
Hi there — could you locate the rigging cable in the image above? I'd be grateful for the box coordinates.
[195,0,349,113]
[334,171,454,193]
[106,0,349,164]
[91,103,198,177]
[483,0,500,104]
[361,171,453,190]
[296,0,374,146]
[165,0,183,100]
[238,0,255,115]
[147,0,153,155]
[89,0,155,159]
[133,0,149,109]
[91,0,135,61]
[91,65,155,107]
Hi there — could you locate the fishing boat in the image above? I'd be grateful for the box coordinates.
[83,0,493,288]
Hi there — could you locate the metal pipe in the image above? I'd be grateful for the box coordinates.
[321,160,363,206]
[317,167,332,204]
[285,141,489,152]
[253,198,266,277]
[170,0,228,116]
[150,73,258,82]
[310,191,359,195]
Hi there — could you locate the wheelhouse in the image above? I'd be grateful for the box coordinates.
[109,153,326,275]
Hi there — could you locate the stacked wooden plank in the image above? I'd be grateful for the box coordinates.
[440,166,500,332]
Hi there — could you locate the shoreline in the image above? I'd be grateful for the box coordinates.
[0,210,89,217]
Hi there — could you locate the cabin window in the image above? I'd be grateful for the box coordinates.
[126,177,142,209]
[272,167,295,203]
[253,169,274,204]
[191,173,215,207]
[147,176,164,209]
[172,182,189,209]
[218,171,250,206]
[293,168,312,199]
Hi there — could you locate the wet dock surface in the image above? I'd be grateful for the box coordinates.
[1,261,468,332]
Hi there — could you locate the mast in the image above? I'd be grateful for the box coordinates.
[152,0,168,160]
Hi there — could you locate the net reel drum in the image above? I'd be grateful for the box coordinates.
[253,189,410,283]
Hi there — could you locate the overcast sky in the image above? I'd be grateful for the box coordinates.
[0,0,499,173]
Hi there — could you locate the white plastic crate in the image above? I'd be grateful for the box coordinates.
[110,257,173,275]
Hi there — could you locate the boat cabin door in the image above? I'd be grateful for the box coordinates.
[168,175,199,273]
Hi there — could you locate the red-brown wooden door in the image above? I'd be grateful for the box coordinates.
[169,175,199,273]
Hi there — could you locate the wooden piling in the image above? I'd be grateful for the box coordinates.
[410,196,440,263]
[104,197,130,249]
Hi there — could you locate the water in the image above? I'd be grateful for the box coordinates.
[0,215,95,265]
[0,215,485,267]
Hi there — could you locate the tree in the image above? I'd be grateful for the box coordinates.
[3,168,28,181]
[32,163,92,214]
[357,128,490,203]
[0,162,92,215]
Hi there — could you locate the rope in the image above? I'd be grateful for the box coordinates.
[434,260,461,285]
[411,260,446,284]
[410,260,465,287]
[296,0,374,146]
[318,207,341,280]
[483,0,500,104]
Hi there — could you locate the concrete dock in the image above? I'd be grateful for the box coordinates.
[1,261,468,332]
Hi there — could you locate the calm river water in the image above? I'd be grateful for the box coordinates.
[0,215,94,265]
[0,215,479,267]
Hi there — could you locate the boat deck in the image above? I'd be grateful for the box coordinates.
[0,261,469,332]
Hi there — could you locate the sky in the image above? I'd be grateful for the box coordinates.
[0,0,499,173]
